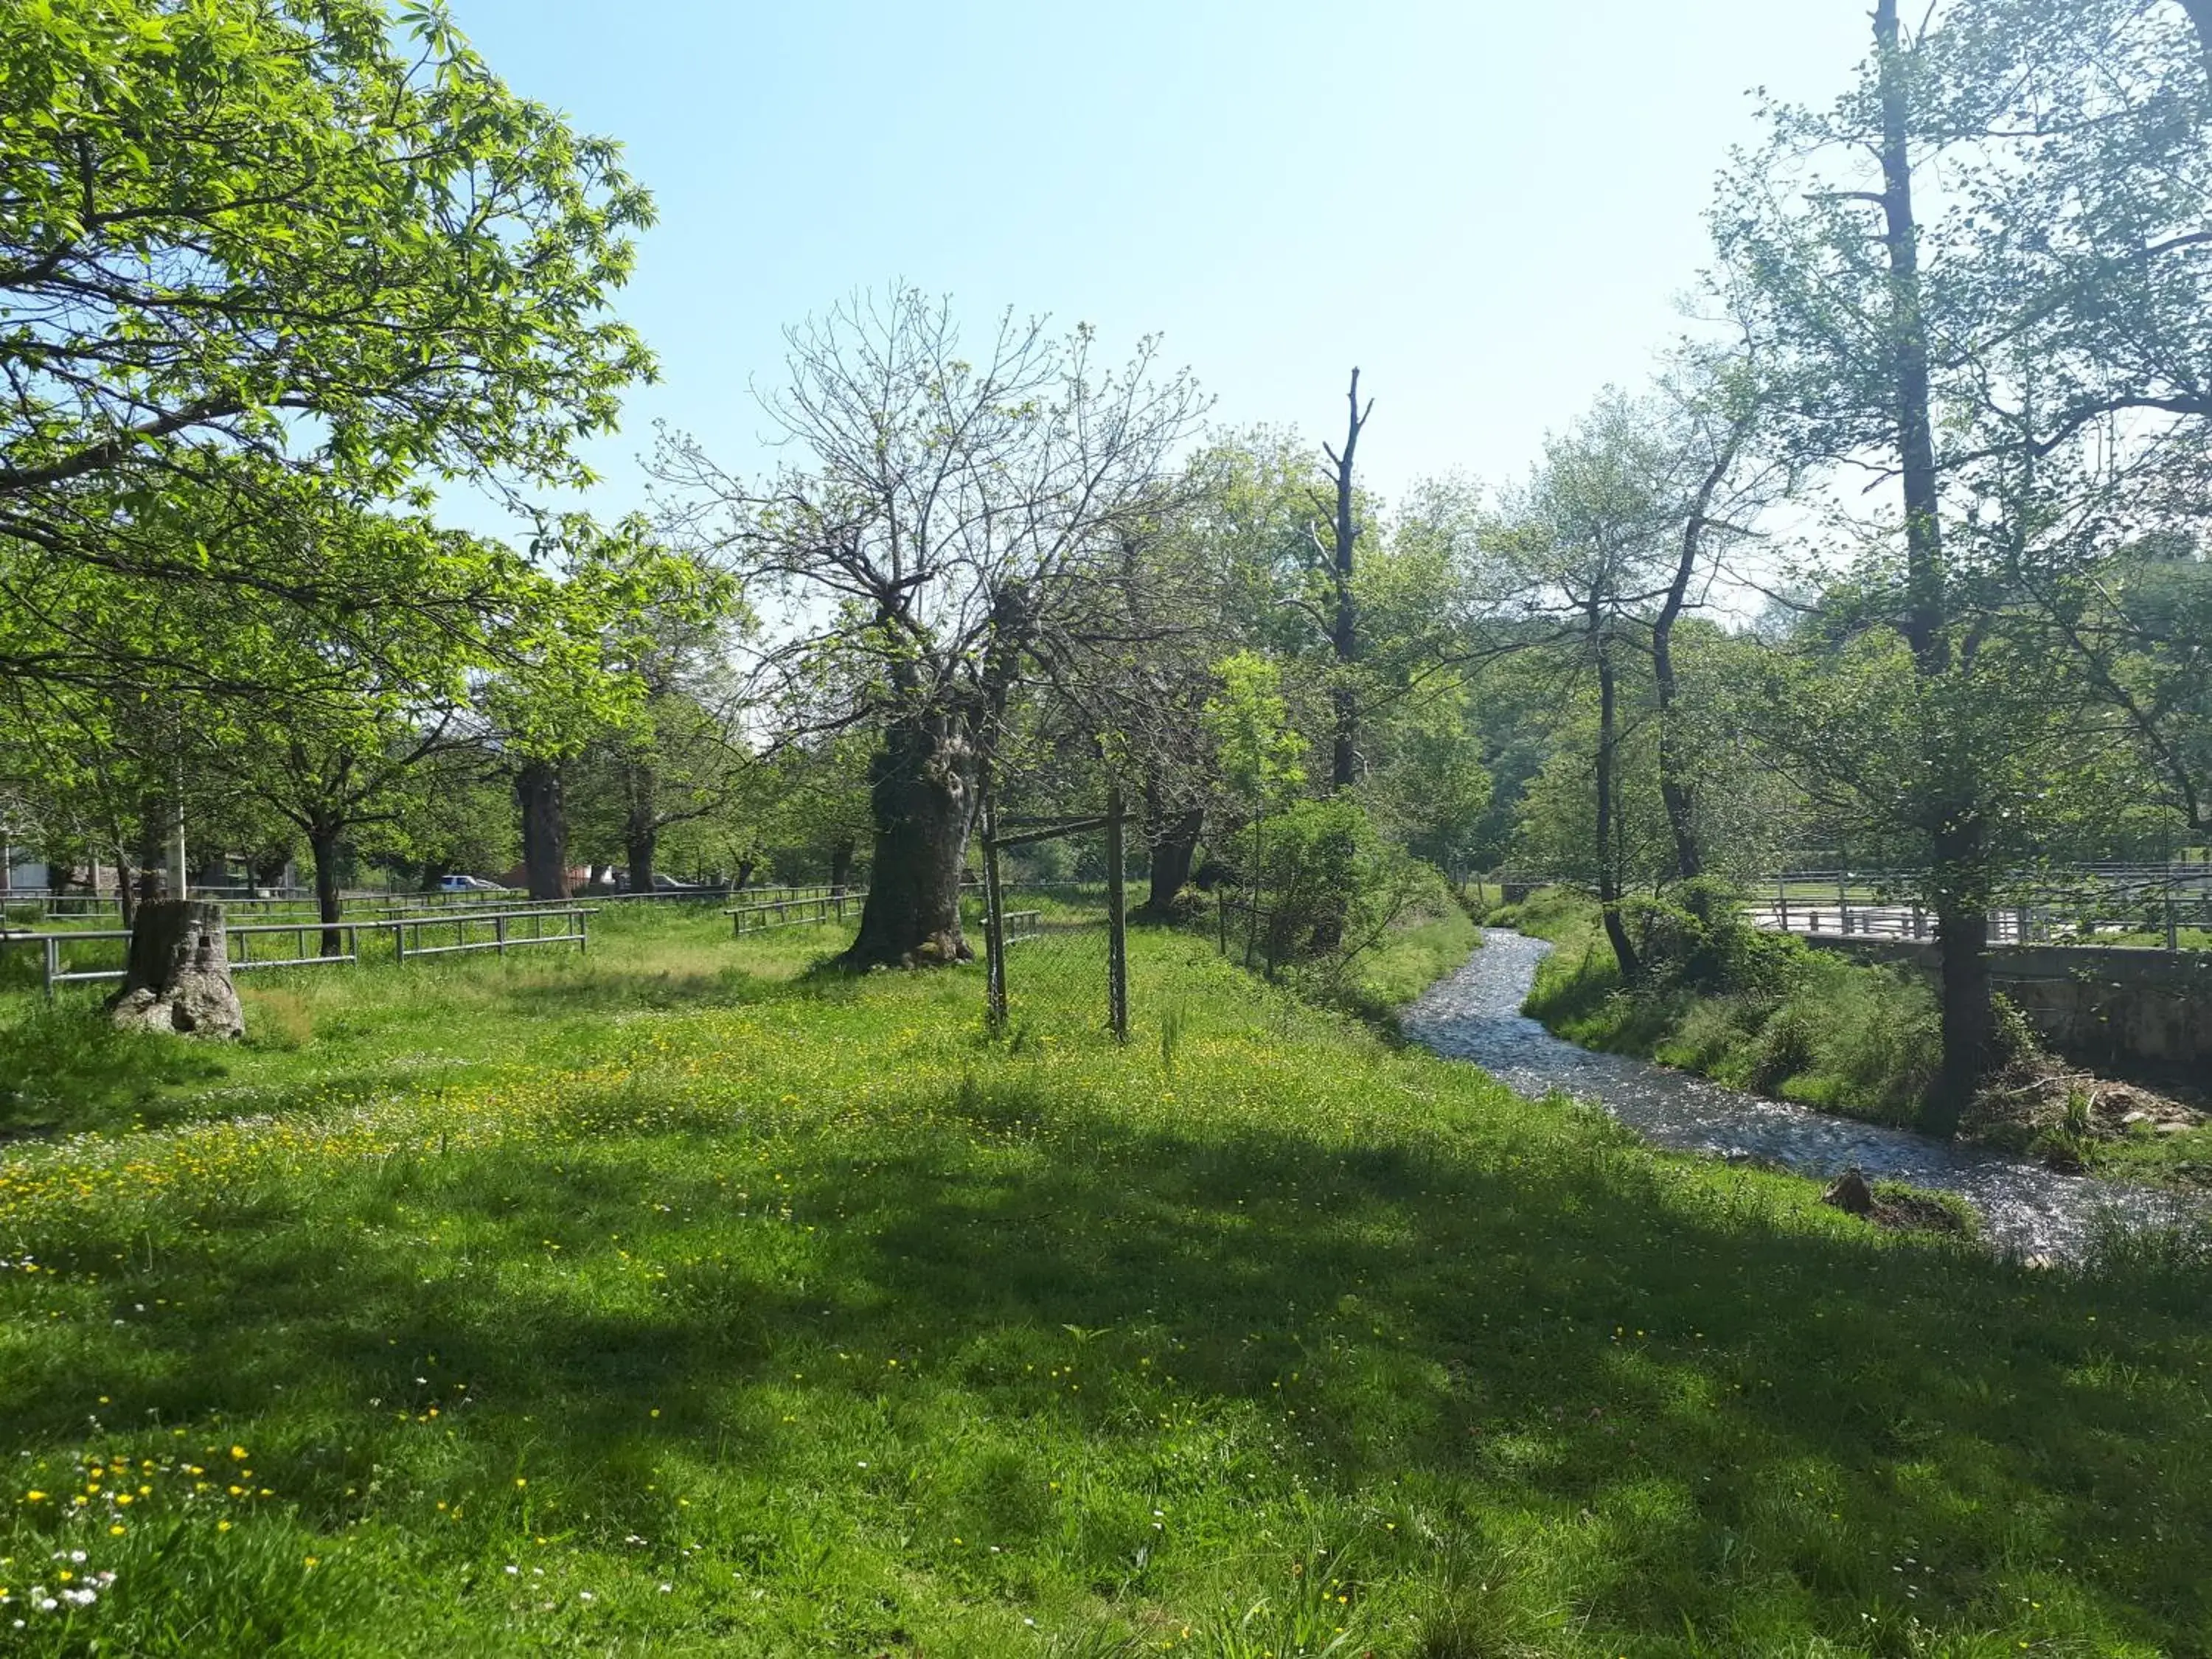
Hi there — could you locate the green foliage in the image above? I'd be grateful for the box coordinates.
[1202,651,1307,815]
[1360,678,1492,872]
[2031,1085,2104,1175]
[1333,900,1481,1025]
[1222,796,1442,987]
[0,0,653,500]
[1617,878,1809,999]
[0,0,659,725]
[0,912,2209,1653]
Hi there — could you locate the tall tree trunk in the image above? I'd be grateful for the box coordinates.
[1877,2,1944,678]
[1654,433,1745,886]
[840,711,979,968]
[1652,658,1701,886]
[1324,369,1374,792]
[625,826,658,895]
[1927,816,1995,1133]
[734,858,756,891]
[517,760,569,900]
[307,822,344,958]
[116,849,138,930]
[624,758,658,893]
[1877,0,1989,1116]
[1595,623,1641,981]
[420,859,448,895]
[828,836,856,897]
[2180,0,2212,81]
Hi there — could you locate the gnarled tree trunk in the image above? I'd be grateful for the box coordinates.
[108,900,244,1039]
[840,712,978,968]
[625,828,658,895]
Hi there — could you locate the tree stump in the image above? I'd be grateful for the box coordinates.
[106,900,245,1040]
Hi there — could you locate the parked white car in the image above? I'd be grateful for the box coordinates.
[439,874,505,892]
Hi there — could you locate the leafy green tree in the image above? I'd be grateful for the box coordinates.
[0,0,654,705]
[1709,0,2212,1111]
[476,520,726,900]
[369,746,516,893]
[1486,395,1681,978]
[566,563,751,891]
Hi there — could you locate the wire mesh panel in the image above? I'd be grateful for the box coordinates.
[970,788,1135,1040]
[968,880,1121,1040]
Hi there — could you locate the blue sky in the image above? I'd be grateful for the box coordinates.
[444,1,1874,536]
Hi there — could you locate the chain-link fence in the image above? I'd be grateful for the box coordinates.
[978,800,1130,1041]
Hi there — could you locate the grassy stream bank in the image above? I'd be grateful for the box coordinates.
[1490,888,2212,1189]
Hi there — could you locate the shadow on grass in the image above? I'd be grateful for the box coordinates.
[0,999,231,1135]
[10,1060,2210,1654]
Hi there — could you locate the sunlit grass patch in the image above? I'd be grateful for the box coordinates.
[0,906,2208,1655]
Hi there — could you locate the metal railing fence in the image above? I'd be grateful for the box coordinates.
[1748,863,2212,951]
[1,907,597,995]
[726,891,867,934]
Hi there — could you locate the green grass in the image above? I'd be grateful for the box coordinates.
[1327,899,1482,1028]
[1,908,2211,1655]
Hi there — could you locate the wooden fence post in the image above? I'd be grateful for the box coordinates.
[982,804,1008,1031]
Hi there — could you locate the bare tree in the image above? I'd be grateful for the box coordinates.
[1649,349,1786,883]
[657,287,1205,967]
[1318,372,1374,791]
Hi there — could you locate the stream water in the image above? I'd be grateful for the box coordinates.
[1402,931,2199,1261]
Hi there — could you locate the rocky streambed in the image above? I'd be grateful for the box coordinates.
[1402,931,2199,1261]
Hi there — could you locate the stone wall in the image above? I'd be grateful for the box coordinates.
[1806,936,2212,1073]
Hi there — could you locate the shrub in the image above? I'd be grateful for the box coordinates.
[1225,798,1441,983]
[1621,878,1809,1000]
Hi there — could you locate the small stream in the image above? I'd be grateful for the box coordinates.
[1402,931,2199,1261]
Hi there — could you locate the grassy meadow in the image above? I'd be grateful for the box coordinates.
[0,905,2209,1655]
